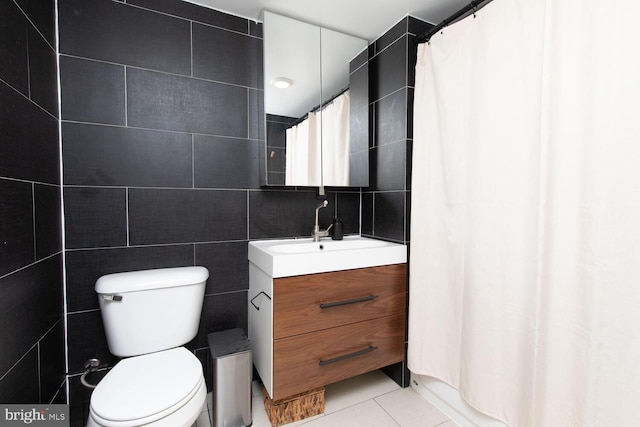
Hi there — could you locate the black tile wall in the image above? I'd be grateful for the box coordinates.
[0,0,28,96]
[0,0,64,405]
[195,242,249,294]
[55,3,329,424]
[15,0,56,48]
[0,82,60,184]
[65,245,194,313]
[193,23,262,88]
[59,56,125,125]
[129,0,250,33]
[127,67,248,136]
[62,123,193,187]
[34,184,63,260]
[27,27,58,116]
[194,136,260,189]
[0,255,64,387]
[0,179,34,276]
[57,1,361,424]
[0,347,40,404]
[362,16,433,389]
[59,0,191,75]
[128,189,248,245]
[64,187,128,249]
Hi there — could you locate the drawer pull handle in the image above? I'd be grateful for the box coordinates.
[319,346,378,366]
[319,294,379,309]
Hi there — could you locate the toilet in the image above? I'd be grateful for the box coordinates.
[86,266,209,427]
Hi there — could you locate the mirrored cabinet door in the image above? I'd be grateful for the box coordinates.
[262,12,368,188]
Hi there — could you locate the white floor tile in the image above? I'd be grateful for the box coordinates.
[301,400,399,427]
[375,387,450,427]
[323,370,400,415]
[204,371,452,427]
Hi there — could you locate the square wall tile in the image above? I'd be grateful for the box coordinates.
[373,191,406,242]
[370,35,408,102]
[0,255,63,378]
[39,320,66,404]
[58,0,191,75]
[370,140,408,192]
[128,189,248,245]
[0,1,28,96]
[64,187,127,249]
[194,135,260,189]
[193,23,262,88]
[0,347,39,404]
[127,68,248,137]
[195,241,249,294]
[59,56,125,125]
[16,0,57,48]
[0,82,60,184]
[0,179,34,276]
[34,184,62,260]
[28,27,58,117]
[62,123,193,188]
[249,190,330,240]
[128,0,250,33]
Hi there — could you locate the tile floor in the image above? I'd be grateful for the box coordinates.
[194,370,455,427]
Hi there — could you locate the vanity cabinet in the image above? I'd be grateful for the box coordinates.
[249,263,406,400]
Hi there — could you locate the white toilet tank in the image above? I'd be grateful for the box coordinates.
[95,266,209,357]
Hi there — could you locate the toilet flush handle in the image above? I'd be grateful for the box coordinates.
[102,294,123,302]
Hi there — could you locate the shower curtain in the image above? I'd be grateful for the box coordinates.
[408,0,640,425]
[285,90,350,186]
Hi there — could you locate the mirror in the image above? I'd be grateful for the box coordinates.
[262,12,369,187]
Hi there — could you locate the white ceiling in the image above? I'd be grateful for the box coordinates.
[183,0,469,42]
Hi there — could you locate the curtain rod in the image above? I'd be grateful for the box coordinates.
[416,0,493,44]
[289,86,350,128]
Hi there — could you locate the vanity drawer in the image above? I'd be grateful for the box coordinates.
[273,264,406,339]
[272,314,405,400]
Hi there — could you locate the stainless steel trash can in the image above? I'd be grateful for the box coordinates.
[208,328,252,427]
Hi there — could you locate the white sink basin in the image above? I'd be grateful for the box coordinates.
[249,236,407,277]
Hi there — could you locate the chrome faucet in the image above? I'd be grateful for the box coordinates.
[312,200,333,242]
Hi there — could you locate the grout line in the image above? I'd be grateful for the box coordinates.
[32,183,37,261]
[37,342,41,403]
[26,27,31,99]
[0,76,58,121]
[125,187,130,246]
[123,67,128,126]
[190,21,194,77]
[56,53,261,91]
[192,134,195,188]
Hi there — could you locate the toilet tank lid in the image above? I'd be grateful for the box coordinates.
[95,266,209,294]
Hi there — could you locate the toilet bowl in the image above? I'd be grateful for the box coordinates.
[87,347,206,427]
[87,267,210,427]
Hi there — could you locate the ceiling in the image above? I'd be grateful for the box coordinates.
[183,0,470,42]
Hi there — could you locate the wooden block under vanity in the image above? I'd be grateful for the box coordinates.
[263,386,325,427]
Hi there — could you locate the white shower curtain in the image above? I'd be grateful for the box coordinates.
[285,90,350,186]
[408,0,640,426]
[286,111,321,186]
[321,90,350,186]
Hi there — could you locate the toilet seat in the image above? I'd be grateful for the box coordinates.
[88,347,205,427]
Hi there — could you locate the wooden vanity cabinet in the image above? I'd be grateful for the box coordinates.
[250,263,407,401]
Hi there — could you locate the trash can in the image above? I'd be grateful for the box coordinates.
[208,328,252,427]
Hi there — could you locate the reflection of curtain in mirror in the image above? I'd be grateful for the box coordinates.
[285,91,350,187]
[285,111,321,186]
[321,91,350,186]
